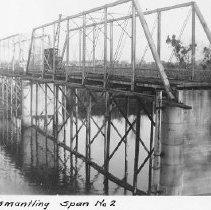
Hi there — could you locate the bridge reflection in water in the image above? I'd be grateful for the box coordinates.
[0,89,211,195]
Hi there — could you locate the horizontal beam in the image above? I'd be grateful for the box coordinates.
[34,1,193,31]
[144,1,193,15]
[0,34,20,42]
[69,4,194,33]
[0,2,192,42]
[34,0,131,30]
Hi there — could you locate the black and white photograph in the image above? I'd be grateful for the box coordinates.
[0,0,211,209]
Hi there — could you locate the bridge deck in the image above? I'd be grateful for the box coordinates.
[2,66,211,90]
[2,67,210,110]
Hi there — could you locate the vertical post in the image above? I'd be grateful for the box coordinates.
[30,81,33,164]
[18,36,21,71]
[6,78,9,143]
[133,100,140,195]
[104,92,111,194]
[53,84,56,164]
[12,37,15,72]
[157,12,161,58]
[152,91,162,194]
[2,77,5,140]
[63,86,67,171]
[53,23,56,78]
[192,3,196,79]
[69,88,74,177]
[54,85,59,167]
[20,79,23,128]
[35,82,39,165]
[124,96,129,195]
[85,93,91,191]
[148,101,155,194]
[82,15,86,85]
[79,30,82,72]
[93,26,96,72]
[10,78,13,143]
[42,27,45,77]
[75,88,79,173]
[45,83,48,166]
[110,22,113,75]
[66,19,70,81]
[131,4,136,91]
[7,39,9,71]
[104,8,108,88]
[15,78,18,135]
[26,29,35,73]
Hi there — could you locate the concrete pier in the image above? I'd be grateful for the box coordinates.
[160,105,188,195]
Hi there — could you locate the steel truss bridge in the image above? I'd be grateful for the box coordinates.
[0,0,211,195]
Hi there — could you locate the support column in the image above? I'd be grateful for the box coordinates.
[159,105,185,195]
[6,78,9,143]
[10,78,13,142]
[69,88,74,177]
[62,86,67,172]
[35,82,39,165]
[93,26,96,72]
[131,4,136,91]
[157,12,161,57]
[104,92,111,194]
[45,83,48,166]
[85,93,91,191]
[191,3,196,79]
[54,84,59,167]
[2,77,5,140]
[30,81,33,165]
[148,100,154,194]
[66,19,69,81]
[75,88,79,175]
[15,78,18,136]
[20,78,23,128]
[124,97,129,195]
[82,15,86,85]
[133,100,140,195]
[103,8,108,88]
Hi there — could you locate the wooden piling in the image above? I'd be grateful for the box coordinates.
[124,96,129,195]
[104,92,111,194]
[45,83,48,166]
[148,101,155,194]
[133,99,140,195]
[85,93,91,191]
[30,81,33,165]
[35,82,39,165]
[69,88,74,177]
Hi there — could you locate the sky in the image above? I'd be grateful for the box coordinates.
[1,0,211,37]
[1,0,211,64]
